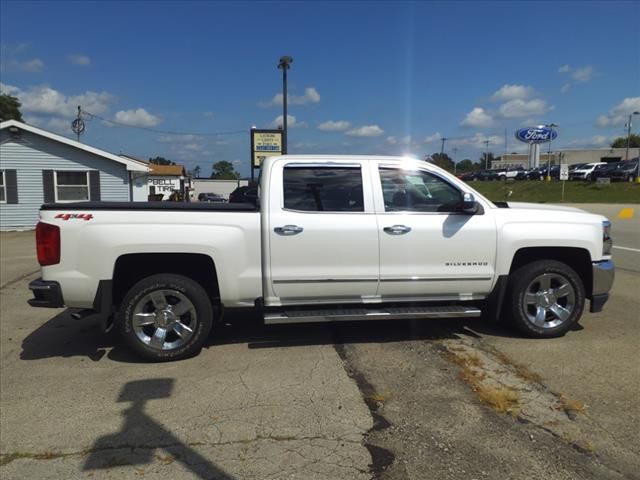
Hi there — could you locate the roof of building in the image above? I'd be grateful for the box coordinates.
[0,120,149,172]
[149,164,186,176]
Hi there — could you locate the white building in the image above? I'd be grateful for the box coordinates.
[0,120,149,230]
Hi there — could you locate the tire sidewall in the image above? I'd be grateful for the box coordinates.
[118,274,213,361]
[509,261,585,338]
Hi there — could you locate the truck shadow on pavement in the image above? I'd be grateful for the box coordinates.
[20,308,571,363]
[83,378,234,479]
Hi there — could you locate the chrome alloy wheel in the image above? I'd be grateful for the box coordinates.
[523,273,576,329]
[132,289,198,351]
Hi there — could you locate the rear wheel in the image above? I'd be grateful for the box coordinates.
[118,274,213,361]
[507,260,585,338]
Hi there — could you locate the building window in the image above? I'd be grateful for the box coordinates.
[54,171,90,202]
[0,170,5,203]
[283,166,364,212]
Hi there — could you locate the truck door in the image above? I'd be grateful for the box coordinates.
[266,162,379,304]
[374,165,497,301]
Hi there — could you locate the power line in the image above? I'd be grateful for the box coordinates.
[81,109,247,137]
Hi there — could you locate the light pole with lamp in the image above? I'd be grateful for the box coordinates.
[545,123,558,182]
[277,56,293,155]
[625,111,639,183]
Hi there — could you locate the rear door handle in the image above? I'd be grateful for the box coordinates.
[383,225,412,235]
[274,225,304,236]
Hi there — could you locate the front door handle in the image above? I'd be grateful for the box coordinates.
[383,225,412,235]
[274,225,304,236]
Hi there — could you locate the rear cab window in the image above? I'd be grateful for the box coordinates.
[282,166,364,212]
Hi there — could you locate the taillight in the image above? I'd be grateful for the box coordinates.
[36,222,60,266]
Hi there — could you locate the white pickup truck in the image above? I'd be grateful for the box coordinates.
[29,155,614,361]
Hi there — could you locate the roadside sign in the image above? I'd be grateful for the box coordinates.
[250,129,283,169]
[560,164,569,181]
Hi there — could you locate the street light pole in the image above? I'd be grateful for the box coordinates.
[628,111,640,183]
[545,123,558,182]
[277,56,293,155]
[484,139,490,169]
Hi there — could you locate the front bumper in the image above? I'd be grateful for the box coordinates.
[590,260,615,313]
[28,278,65,308]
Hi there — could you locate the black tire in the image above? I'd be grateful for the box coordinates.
[506,260,585,338]
[117,273,214,361]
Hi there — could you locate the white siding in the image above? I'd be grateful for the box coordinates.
[0,131,131,230]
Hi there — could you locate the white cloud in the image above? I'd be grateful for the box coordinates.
[568,135,611,147]
[114,108,161,127]
[318,120,351,131]
[259,87,321,107]
[423,132,442,143]
[157,134,197,143]
[386,135,411,145]
[268,114,307,129]
[498,98,549,118]
[596,97,640,127]
[558,64,571,73]
[451,133,503,150]
[461,107,494,127]
[1,58,44,72]
[590,135,609,146]
[560,83,571,94]
[0,82,20,95]
[3,84,113,117]
[203,111,215,118]
[68,54,91,66]
[572,66,593,83]
[491,84,534,101]
[345,125,384,137]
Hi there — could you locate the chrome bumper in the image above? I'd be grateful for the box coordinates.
[590,260,614,313]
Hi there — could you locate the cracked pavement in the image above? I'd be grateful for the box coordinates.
[1,226,639,479]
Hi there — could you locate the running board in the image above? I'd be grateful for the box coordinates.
[264,305,481,325]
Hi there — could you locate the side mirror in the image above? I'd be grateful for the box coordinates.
[461,192,479,214]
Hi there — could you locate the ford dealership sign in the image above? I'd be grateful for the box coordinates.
[515,126,557,144]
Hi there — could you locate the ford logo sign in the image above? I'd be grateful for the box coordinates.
[515,126,558,144]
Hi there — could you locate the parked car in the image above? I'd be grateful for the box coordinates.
[29,155,614,361]
[569,162,607,181]
[228,185,258,206]
[495,167,524,180]
[476,169,500,181]
[590,162,621,182]
[608,159,639,182]
[198,192,226,203]
[459,171,481,182]
[525,167,547,181]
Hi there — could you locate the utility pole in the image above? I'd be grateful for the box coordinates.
[626,111,639,161]
[277,56,293,154]
[452,147,458,175]
[440,137,447,156]
[484,139,490,169]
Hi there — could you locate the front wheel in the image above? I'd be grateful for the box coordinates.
[507,260,585,338]
[118,274,214,361]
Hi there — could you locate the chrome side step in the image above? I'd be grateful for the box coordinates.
[264,305,481,325]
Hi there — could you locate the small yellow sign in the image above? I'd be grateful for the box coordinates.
[252,130,283,168]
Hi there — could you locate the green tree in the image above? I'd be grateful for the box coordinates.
[478,152,496,169]
[611,134,640,148]
[456,159,475,172]
[191,165,202,178]
[428,153,454,172]
[211,161,239,179]
[149,156,175,165]
[0,93,23,122]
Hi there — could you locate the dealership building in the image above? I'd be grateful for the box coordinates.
[492,147,640,170]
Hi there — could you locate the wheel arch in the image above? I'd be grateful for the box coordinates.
[509,247,593,298]
[112,253,220,310]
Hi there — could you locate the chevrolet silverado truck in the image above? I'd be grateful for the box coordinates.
[28,155,615,361]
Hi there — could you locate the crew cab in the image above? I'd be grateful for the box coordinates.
[29,156,615,361]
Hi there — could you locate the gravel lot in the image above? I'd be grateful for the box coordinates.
[1,205,638,479]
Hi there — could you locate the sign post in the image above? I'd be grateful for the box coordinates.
[250,129,283,183]
[559,164,569,202]
[514,126,558,169]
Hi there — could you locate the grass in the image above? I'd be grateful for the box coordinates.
[469,179,640,204]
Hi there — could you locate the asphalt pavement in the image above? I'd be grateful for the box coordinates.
[0,204,638,479]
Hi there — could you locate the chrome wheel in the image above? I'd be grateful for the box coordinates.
[132,289,198,351]
[523,273,575,329]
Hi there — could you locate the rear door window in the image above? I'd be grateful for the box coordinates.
[283,166,364,212]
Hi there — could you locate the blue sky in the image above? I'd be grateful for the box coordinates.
[1,1,639,176]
